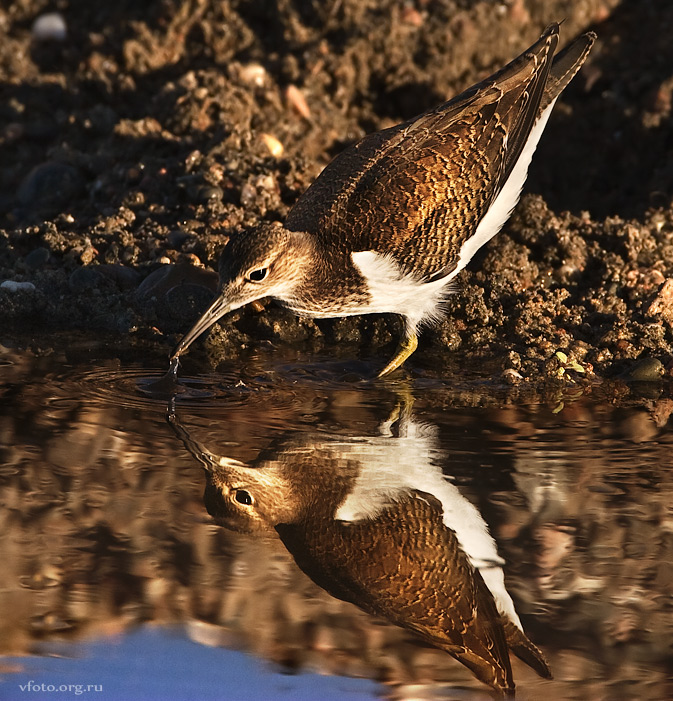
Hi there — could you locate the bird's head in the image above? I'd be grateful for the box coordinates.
[202,457,301,534]
[171,222,312,359]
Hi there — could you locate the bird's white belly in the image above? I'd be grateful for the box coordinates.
[351,250,454,330]
[330,422,524,631]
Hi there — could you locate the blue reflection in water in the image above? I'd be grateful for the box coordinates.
[0,626,382,701]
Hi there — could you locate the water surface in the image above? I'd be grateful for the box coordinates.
[1,342,671,700]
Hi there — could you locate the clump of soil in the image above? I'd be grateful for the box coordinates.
[1,0,672,387]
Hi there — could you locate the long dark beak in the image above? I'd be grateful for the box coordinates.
[170,294,232,360]
[166,397,219,475]
[166,397,248,477]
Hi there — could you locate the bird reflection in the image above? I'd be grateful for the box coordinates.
[168,399,551,695]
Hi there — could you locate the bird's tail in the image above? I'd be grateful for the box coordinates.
[541,28,596,111]
[503,618,553,679]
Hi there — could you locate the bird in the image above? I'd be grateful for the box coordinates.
[170,23,595,377]
[167,399,553,694]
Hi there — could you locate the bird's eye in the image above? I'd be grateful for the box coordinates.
[246,268,268,283]
[234,489,254,506]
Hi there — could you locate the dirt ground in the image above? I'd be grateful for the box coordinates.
[2,0,673,388]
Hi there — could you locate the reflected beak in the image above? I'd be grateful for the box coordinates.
[167,403,246,477]
[170,293,232,360]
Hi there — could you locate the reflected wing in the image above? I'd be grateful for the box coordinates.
[279,489,515,692]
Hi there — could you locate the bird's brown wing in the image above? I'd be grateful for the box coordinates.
[285,24,591,280]
[279,489,516,693]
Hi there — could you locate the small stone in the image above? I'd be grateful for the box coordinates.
[626,357,664,382]
[135,263,217,302]
[86,104,117,135]
[502,368,523,384]
[23,247,50,269]
[255,174,276,192]
[401,7,423,26]
[645,278,673,324]
[32,12,67,42]
[68,267,104,292]
[98,264,141,290]
[79,243,97,266]
[240,182,257,206]
[0,280,36,292]
[238,63,267,87]
[163,284,216,323]
[285,84,311,120]
[166,230,192,249]
[17,161,84,212]
[261,133,284,158]
[189,184,223,204]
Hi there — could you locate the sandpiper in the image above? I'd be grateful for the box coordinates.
[168,401,552,694]
[171,23,595,376]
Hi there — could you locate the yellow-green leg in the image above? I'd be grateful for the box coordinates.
[377,331,418,378]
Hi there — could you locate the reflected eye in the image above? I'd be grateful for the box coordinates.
[234,490,254,506]
[246,268,268,283]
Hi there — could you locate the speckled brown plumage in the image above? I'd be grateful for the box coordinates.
[284,22,593,280]
[169,408,552,695]
[277,488,517,693]
[170,23,595,375]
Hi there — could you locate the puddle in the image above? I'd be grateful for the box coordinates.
[0,343,672,699]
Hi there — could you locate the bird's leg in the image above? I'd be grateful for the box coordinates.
[377,330,418,378]
[379,383,415,435]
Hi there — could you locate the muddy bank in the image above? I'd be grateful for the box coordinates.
[1,0,673,386]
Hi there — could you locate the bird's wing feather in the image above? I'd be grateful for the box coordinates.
[285,24,585,281]
[280,489,516,692]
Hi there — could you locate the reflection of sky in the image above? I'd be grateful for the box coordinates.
[0,626,382,701]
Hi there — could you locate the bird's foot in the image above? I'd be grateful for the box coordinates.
[377,333,418,378]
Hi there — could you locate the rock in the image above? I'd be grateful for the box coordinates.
[625,357,664,382]
[166,230,192,249]
[645,279,673,325]
[31,12,67,42]
[97,264,141,290]
[68,267,104,292]
[17,162,84,213]
[0,280,36,292]
[23,247,50,269]
[236,62,267,87]
[188,184,223,204]
[163,284,215,323]
[261,133,284,158]
[135,264,217,302]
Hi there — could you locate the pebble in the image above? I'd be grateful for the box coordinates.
[188,184,223,204]
[0,280,36,292]
[625,357,664,382]
[17,161,84,211]
[163,284,216,323]
[23,247,50,269]
[135,263,217,302]
[68,267,104,292]
[240,182,257,206]
[32,12,67,42]
[166,230,192,249]
[261,133,284,158]
[237,63,267,87]
[285,84,311,120]
[97,264,141,290]
[645,278,673,324]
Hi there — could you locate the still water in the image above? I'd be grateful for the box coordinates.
[0,340,671,700]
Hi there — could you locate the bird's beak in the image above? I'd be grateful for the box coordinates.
[170,293,232,360]
[166,400,247,477]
